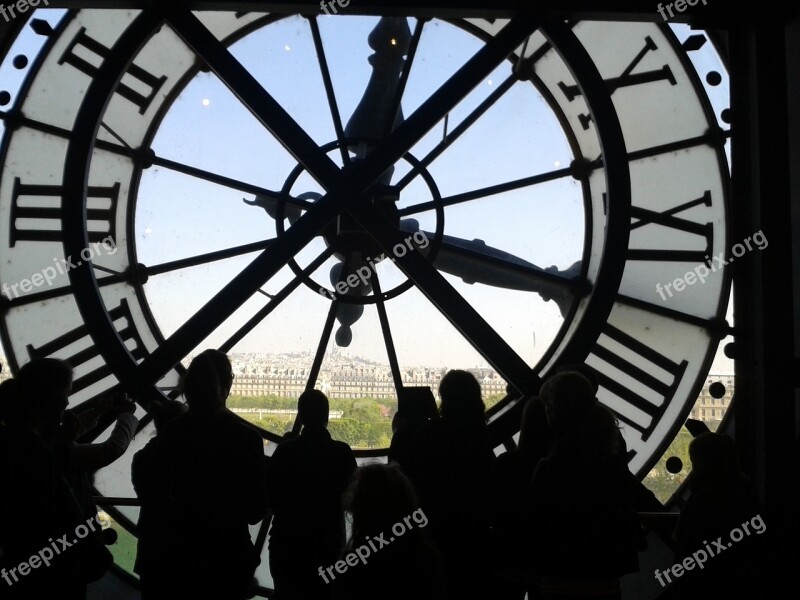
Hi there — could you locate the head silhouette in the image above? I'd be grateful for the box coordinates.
[517,397,551,459]
[539,370,596,433]
[439,369,485,424]
[553,363,599,393]
[14,358,73,438]
[297,389,329,430]
[182,349,233,411]
[343,463,426,544]
[580,402,621,458]
[689,432,740,486]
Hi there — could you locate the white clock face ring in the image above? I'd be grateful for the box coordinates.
[0,8,729,513]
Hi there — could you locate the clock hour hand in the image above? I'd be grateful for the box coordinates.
[398,220,583,317]
[243,191,319,225]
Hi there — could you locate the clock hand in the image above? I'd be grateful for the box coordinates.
[344,16,412,164]
[398,220,584,317]
[243,191,318,225]
[299,17,413,347]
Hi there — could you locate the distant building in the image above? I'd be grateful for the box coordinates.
[227,352,507,401]
[688,373,734,429]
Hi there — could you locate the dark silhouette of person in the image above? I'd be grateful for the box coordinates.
[331,463,445,600]
[673,432,762,599]
[490,395,552,599]
[554,364,662,515]
[55,391,139,541]
[131,399,187,600]
[388,386,438,473]
[0,360,111,600]
[527,371,640,600]
[148,350,267,599]
[267,389,356,600]
[407,369,495,600]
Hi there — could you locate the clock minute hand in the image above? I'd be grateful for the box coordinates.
[398,222,583,317]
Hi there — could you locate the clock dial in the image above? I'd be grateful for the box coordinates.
[0,7,730,591]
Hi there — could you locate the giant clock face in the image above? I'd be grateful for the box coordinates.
[0,5,730,590]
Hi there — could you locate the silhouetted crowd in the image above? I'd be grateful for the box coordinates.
[0,354,765,599]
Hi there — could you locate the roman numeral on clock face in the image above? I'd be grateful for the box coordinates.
[558,36,677,130]
[9,178,120,247]
[587,323,688,443]
[59,27,167,114]
[628,191,713,264]
[26,299,146,394]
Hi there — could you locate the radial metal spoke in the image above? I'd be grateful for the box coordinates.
[152,155,315,210]
[371,273,404,392]
[395,72,517,191]
[219,247,335,352]
[306,302,339,394]
[309,16,351,166]
[131,202,340,390]
[164,7,341,189]
[347,14,541,194]
[400,165,573,216]
[349,203,539,396]
[143,239,277,277]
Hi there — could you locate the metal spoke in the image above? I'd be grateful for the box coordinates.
[219,247,335,352]
[164,7,341,189]
[349,202,539,396]
[395,72,517,191]
[371,273,404,392]
[143,239,277,277]
[308,16,350,166]
[346,14,541,194]
[399,165,573,216]
[152,155,315,211]
[306,302,339,394]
